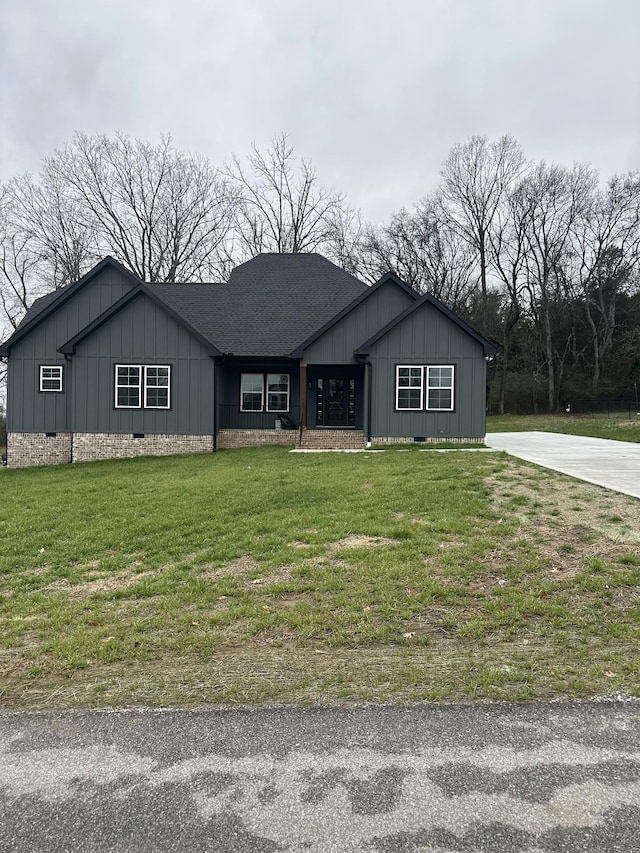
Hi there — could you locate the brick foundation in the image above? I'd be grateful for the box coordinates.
[6,432,73,468]
[217,429,298,449]
[372,436,486,445]
[72,433,214,462]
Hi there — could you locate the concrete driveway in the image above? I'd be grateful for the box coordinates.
[486,431,640,500]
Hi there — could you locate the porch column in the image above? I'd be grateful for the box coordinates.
[299,363,307,427]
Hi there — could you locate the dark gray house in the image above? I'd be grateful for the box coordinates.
[0,253,496,467]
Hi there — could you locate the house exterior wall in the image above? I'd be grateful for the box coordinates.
[300,280,415,364]
[366,302,488,440]
[6,267,136,433]
[70,293,215,435]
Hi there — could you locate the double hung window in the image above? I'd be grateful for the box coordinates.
[396,365,454,411]
[241,373,289,412]
[39,365,63,392]
[115,365,170,409]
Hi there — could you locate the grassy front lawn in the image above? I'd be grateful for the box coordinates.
[1,447,638,709]
[487,413,640,443]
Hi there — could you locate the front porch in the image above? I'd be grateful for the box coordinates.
[216,359,366,449]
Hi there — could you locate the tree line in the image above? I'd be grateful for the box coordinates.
[1,132,639,412]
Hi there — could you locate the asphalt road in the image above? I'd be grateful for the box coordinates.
[1,700,639,852]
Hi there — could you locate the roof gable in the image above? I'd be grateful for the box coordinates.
[59,285,222,356]
[0,257,141,356]
[354,292,498,357]
[290,271,418,358]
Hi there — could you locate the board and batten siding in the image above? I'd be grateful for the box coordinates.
[301,280,415,364]
[71,293,215,435]
[6,266,136,433]
[367,302,488,439]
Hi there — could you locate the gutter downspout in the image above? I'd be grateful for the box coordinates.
[354,355,372,447]
[213,355,226,452]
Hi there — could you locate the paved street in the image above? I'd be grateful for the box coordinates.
[1,701,639,852]
[486,431,640,499]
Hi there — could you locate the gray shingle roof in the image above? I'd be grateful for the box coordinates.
[3,254,369,358]
[153,253,368,356]
[15,290,61,330]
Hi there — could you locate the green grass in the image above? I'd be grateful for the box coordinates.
[487,413,640,442]
[0,448,638,708]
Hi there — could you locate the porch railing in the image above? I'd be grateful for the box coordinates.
[218,404,302,431]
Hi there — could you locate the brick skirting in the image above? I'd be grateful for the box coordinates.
[6,429,485,468]
[7,432,73,468]
[217,429,298,449]
[72,433,214,462]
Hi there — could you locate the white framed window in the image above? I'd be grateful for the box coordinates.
[115,365,142,408]
[39,365,63,392]
[266,373,289,412]
[396,366,424,410]
[240,373,264,411]
[426,365,454,410]
[115,365,171,409]
[144,366,170,409]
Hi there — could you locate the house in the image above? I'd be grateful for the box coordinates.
[0,253,496,467]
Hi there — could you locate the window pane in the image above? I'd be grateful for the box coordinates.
[428,389,452,409]
[266,374,289,411]
[241,374,264,411]
[116,366,141,407]
[398,388,422,409]
[146,367,169,386]
[396,366,423,409]
[144,366,170,408]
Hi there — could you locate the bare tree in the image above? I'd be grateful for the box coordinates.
[227,134,358,262]
[47,132,235,282]
[488,181,532,413]
[517,162,597,410]
[0,186,45,331]
[359,198,478,309]
[8,168,96,290]
[569,172,640,393]
[440,135,526,334]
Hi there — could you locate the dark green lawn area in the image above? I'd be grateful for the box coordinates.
[487,413,640,443]
[1,447,638,709]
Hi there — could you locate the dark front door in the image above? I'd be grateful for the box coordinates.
[316,374,356,427]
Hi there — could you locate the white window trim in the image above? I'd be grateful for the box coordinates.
[39,365,63,392]
[266,373,290,413]
[395,365,424,411]
[143,365,171,410]
[240,373,265,412]
[115,364,171,409]
[425,365,455,411]
[115,364,142,409]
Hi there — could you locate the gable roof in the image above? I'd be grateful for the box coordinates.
[0,257,141,356]
[289,271,418,358]
[151,253,368,357]
[59,285,222,356]
[354,291,498,357]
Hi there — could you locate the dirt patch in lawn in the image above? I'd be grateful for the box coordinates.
[330,534,401,551]
[44,572,155,600]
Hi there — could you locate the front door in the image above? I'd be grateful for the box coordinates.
[316,374,356,427]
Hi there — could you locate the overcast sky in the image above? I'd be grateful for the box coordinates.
[1,0,638,222]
